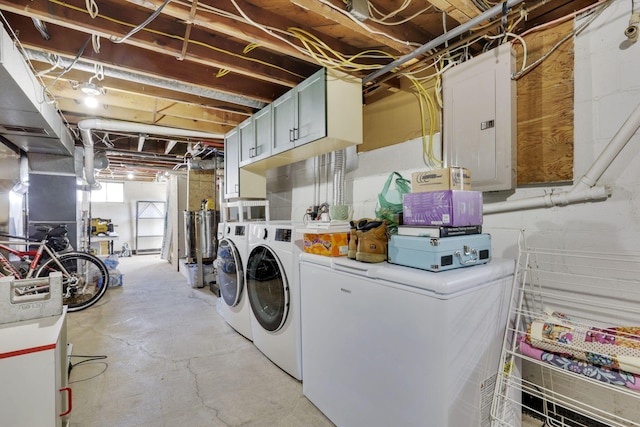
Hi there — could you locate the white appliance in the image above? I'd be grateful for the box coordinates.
[299,254,515,427]
[216,221,253,340]
[245,222,303,380]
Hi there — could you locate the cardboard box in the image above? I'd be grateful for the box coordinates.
[403,190,483,226]
[303,232,349,257]
[411,167,471,192]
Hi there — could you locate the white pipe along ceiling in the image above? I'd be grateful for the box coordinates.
[78,118,224,187]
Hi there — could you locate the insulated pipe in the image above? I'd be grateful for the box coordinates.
[485,101,640,214]
[364,0,526,84]
[78,118,224,186]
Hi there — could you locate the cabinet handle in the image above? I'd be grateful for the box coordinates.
[59,387,73,417]
[293,127,299,141]
[249,147,255,157]
[289,128,294,142]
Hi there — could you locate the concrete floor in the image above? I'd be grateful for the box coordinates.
[67,254,543,427]
[67,254,333,427]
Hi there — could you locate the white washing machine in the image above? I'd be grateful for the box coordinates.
[245,222,303,380]
[216,221,252,340]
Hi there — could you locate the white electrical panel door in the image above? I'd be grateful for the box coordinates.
[443,44,516,191]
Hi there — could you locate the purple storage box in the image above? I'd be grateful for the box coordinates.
[402,190,483,226]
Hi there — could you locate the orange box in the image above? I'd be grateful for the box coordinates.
[303,232,349,257]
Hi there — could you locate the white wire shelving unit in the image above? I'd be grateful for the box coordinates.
[491,246,640,427]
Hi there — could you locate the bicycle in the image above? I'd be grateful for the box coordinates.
[0,226,110,312]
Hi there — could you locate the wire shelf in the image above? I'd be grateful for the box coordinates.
[491,247,640,427]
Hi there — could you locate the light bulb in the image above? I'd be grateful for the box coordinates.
[84,96,99,108]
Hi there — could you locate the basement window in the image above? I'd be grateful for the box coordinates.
[92,182,124,203]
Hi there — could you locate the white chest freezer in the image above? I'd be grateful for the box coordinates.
[299,254,516,427]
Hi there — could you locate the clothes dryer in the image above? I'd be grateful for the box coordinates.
[245,223,303,380]
[216,222,252,340]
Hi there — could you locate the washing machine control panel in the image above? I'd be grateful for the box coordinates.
[274,228,292,242]
[234,225,246,236]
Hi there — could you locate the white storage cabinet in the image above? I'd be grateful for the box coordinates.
[272,68,326,155]
[239,104,272,167]
[224,126,266,199]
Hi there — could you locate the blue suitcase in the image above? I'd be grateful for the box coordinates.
[388,233,491,272]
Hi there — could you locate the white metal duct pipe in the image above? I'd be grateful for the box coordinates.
[78,118,224,187]
[333,149,346,206]
[189,159,220,170]
[485,101,640,214]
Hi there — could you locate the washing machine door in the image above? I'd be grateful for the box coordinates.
[246,245,289,332]
[216,239,244,307]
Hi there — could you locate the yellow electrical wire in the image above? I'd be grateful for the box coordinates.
[404,74,442,168]
[287,27,396,71]
[46,0,305,79]
[243,43,260,54]
[216,69,230,78]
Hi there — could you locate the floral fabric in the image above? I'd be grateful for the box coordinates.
[518,336,640,391]
[525,310,640,375]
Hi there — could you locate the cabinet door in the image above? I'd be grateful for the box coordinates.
[272,90,296,155]
[295,68,326,146]
[238,117,255,166]
[252,105,272,162]
[224,128,240,198]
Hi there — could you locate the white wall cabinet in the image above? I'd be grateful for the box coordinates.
[238,117,254,166]
[224,127,240,198]
[244,67,362,173]
[272,89,296,155]
[294,69,326,147]
[272,69,326,155]
[0,308,70,426]
[224,67,361,198]
[240,105,272,167]
[224,126,266,200]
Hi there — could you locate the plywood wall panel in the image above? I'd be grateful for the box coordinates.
[515,20,575,185]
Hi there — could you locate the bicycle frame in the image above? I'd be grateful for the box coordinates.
[1,231,110,311]
[0,239,71,281]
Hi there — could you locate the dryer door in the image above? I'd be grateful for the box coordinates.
[246,245,289,332]
[216,239,244,307]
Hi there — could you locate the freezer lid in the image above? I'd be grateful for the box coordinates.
[376,258,515,295]
[299,253,515,295]
[300,253,389,280]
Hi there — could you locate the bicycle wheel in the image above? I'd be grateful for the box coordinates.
[36,251,110,312]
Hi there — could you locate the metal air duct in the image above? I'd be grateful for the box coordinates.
[78,118,224,187]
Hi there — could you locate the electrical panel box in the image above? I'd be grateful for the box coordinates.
[443,44,516,192]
